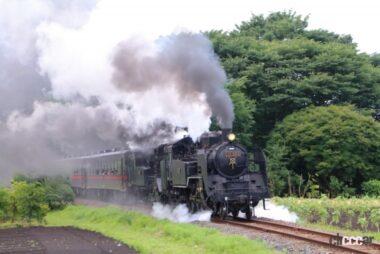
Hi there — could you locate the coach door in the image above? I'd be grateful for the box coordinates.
[125,153,135,186]
[80,160,87,189]
[160,160,168,191]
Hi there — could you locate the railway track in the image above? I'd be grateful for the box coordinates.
[212,217,380,254]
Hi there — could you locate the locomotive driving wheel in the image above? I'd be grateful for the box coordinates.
[232,209,239,219]
[218,203,227,219]
[245,205,253,220]
[189,201,197,213]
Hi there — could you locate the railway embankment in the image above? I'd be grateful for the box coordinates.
[43,205,277,254]
[75,198,380,253]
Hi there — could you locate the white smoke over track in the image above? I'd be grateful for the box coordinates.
[253,200,299,223]
[152,203,212,223]
[0,0,233,182]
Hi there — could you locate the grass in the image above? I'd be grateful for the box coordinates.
[0,220,41,229]
[272,197,380,242]
[273,196,380,231]
[44,205,278,254]
[299,222,380,242]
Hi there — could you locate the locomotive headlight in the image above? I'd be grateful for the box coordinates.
[227,133,236,142]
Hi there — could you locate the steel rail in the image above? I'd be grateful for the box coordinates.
[250,218,380,251]
[212,217,380,254]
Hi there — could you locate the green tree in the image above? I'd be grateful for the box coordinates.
[12,174,74,210]
[12,181,49,222]
[266,105,380,196]
[234,11,308,40]
[371,53,380,67]
[234,11,353,44]
[227,78,256,148]
[208,12,380,145]
[44,176,75,210]
[362,180,380,197]
[0,188,10,221]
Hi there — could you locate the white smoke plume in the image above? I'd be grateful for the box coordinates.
[152,203,212,223]
[0,0,233,182]
[112,33,233,128]
[253,200,299,223]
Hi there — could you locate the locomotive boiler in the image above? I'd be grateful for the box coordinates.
[67,129,270,219]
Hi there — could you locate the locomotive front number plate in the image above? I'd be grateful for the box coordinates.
[225,150,241,169]
[225,150,241,158]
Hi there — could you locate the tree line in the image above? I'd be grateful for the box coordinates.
[207,11,380,197]
[0,175,74,223]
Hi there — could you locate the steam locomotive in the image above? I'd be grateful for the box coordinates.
[68,129,270,219]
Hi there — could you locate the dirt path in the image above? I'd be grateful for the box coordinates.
[0,226,137,254]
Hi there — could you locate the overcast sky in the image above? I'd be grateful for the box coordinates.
[118,0,379,54]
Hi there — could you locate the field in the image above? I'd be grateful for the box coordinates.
[273,197,380,241]
[44,205,278,254]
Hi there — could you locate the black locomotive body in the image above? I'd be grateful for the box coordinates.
[198,131,269,218]
[67,130,270,219]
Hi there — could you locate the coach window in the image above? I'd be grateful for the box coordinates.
[95,161,99,175]
[120,159,124,175]
[113,161,117,175]
[113,161,116,175]
[108,161,112,175]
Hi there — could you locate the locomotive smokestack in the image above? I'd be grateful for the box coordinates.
[222,128,232,141]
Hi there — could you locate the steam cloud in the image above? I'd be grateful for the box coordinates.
[253,200,299,223]
[0,0,234,182]
[152,202,212,223]
[112,33,234,128]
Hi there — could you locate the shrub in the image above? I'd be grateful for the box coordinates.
[362,180,380,197]
[44,177,75,210]
[12,181,49,222]
[0,188,10,221]
[12,174,35,183]
[369,209,380,232]
[274,197,380,231]
[12,174,74,210]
